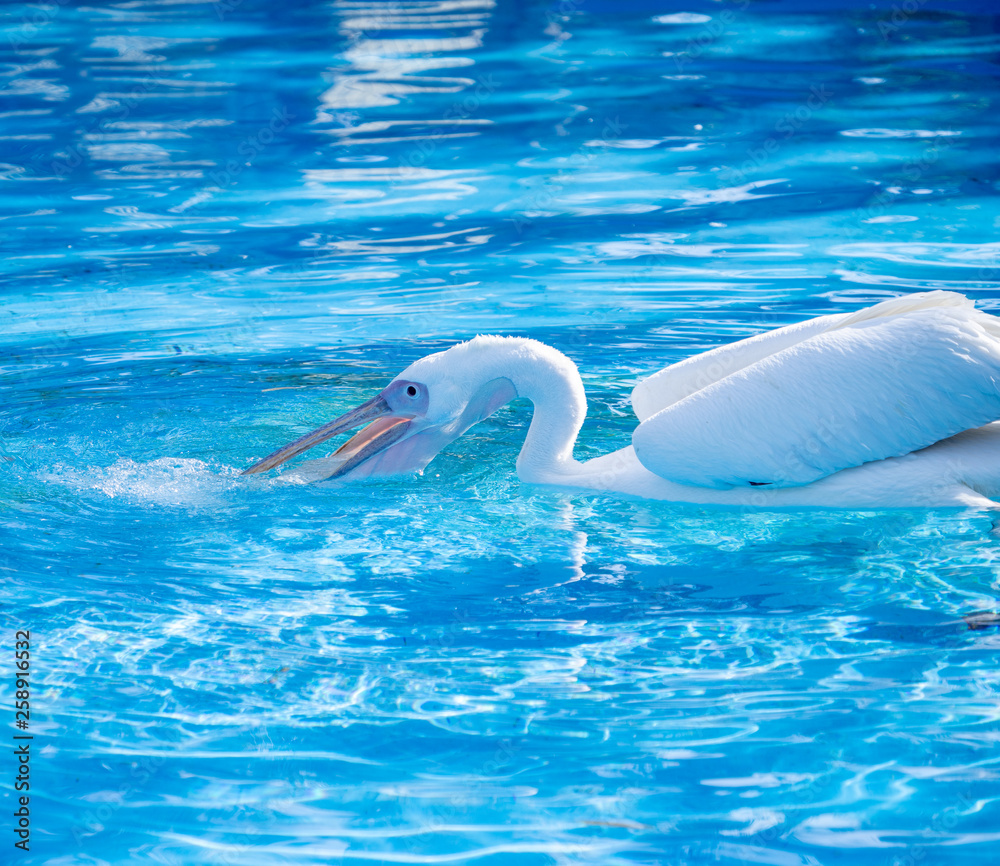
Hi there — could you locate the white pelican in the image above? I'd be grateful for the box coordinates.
[244,291,1000,508]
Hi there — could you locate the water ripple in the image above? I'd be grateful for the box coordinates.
[4,0,1000,863]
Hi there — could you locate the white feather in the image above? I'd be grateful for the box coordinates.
[631,290,975,420]
[631,292,1000,488]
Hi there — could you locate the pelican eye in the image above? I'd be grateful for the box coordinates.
[386,380,427,413]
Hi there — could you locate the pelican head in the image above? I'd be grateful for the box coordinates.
[242,337,533,480]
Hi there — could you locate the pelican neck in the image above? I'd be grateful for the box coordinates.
[490,341,588,481]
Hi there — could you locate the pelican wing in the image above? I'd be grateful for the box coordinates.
[631,291,974,421]
[631,292,1000,489]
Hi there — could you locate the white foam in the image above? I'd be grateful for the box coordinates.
[43,457,246,508]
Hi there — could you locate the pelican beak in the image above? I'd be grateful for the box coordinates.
[324,413,413,479]
[242,393,413,476]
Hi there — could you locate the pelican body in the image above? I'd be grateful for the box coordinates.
[244,291,1000,509]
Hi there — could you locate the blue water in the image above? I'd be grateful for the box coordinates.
[3,0,1000,863]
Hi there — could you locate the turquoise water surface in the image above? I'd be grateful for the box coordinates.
[3,0,1000,863]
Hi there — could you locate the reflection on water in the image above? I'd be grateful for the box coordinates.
[319,0,495,113]
[3,0,1000,863]
[3,0,998,350]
